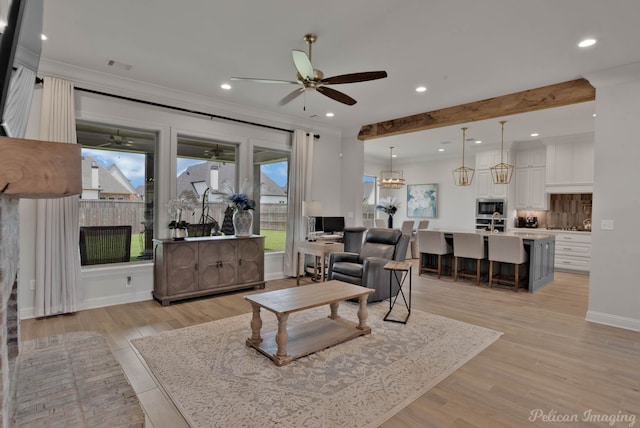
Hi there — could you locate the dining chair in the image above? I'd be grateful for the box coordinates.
[417,220,429,229]
[375,219,386,228]
[400,220,415,258]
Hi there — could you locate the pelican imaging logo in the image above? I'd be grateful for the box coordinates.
[529,409,636,426]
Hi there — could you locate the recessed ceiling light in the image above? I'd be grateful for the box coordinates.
[531,133,539,137]
[475,140,482,144]
[392,154,397,158]
[438,148,445,152]
[415,86,427,93]
[40,34,47,41]
[220,83,231,90]
[592,113,596,117]
[325,112,334,117]
[578,38,596,48]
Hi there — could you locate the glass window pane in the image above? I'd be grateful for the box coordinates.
[76,121,157,264]
[253,147,289,251]
[176,135,237,237]
[363,175,377,226]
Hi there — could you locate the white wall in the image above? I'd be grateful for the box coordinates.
[585,62,640,331]
[17,60,345,318]
[364,153,478,230]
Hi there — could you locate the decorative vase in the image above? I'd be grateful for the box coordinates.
[233,210,253,236]
[171,227,188,240]
[387,215,393,229]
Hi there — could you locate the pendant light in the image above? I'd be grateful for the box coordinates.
[490,120,514,184]
[452,127,475,186]
[378,146,405,189]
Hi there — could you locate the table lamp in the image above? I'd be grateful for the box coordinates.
[302,200,323,241]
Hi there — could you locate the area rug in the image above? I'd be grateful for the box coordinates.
[132,303,502,428]
[14,332,145,427]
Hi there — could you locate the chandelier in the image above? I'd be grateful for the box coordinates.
[378,146,405,189]
[452,127,475,186]
[490,120,514,184]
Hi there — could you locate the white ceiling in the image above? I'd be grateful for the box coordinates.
[40,1,640,161]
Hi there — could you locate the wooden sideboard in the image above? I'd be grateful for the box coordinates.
[153,235,265,306]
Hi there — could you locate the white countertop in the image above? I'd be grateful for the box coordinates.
[509,227,591,235]
[430,228,555,240]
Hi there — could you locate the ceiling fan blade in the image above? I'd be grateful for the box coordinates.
[278,87,304,106]
[321,71,388,85]
[292,50,314,80]
[317,86,357,106]
[230,77,298,84]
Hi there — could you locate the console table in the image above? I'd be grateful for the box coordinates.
[153,235,265,306]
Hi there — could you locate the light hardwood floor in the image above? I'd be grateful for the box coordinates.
[20,264,640,427]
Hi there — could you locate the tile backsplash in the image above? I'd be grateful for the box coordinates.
[516,193,592,229]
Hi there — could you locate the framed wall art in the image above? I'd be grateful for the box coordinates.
[407,183,438,218]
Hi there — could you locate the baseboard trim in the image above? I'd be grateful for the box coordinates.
[19,290,152,320]
[586,310,640,332]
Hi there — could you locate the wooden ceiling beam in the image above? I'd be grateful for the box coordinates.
[357,78,595,141]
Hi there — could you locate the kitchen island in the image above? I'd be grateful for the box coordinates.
[427,229,555,292]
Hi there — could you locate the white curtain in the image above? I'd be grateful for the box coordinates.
[283,130,315,276]
[3,65,36,138]
[34,77,81,317]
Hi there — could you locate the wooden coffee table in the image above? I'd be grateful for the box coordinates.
[244,280,374,366]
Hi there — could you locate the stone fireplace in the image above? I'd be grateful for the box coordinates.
[0,136,81,426]
[0,197,19,427]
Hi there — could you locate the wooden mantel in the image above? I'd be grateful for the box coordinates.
[0,136,81,198]
[357,78,596,141]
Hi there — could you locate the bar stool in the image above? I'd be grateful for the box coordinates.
[488,235,528,292]
[417,230,452,278]
[452,233,486,285]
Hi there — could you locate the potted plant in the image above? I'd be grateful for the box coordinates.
[167,190,198,239]
[222,180,255,236]
[376,196,400,228]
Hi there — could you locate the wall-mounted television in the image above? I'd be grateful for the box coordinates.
[0,0,43,137]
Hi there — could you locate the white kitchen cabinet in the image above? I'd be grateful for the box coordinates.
[515,148,546,168]
[545,137,594,192]
[475,149,509,170]
[554,232,591,273]
[475,150,509,198]
[514,148,548,210]
[476,169,508,198]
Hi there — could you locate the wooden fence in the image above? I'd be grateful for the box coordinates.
[79,200,288,233]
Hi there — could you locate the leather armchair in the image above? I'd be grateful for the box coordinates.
[328,228,409,302]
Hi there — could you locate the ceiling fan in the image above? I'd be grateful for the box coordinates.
[204,144,235,162]
[230,33,387,106]
[98,129,133,148]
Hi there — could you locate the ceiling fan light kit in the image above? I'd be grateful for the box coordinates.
[231,33,387,107]
[452,127,475,186]
[490,120,514,184]
[378,146,405,189]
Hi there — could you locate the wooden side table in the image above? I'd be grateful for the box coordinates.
[296,241,344,285]
[383,260,412,324]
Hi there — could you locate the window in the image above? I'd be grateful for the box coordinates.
[253,147,289,251]
[363,175,377,226]
[76,121,157,263]
[176,135,237,236]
